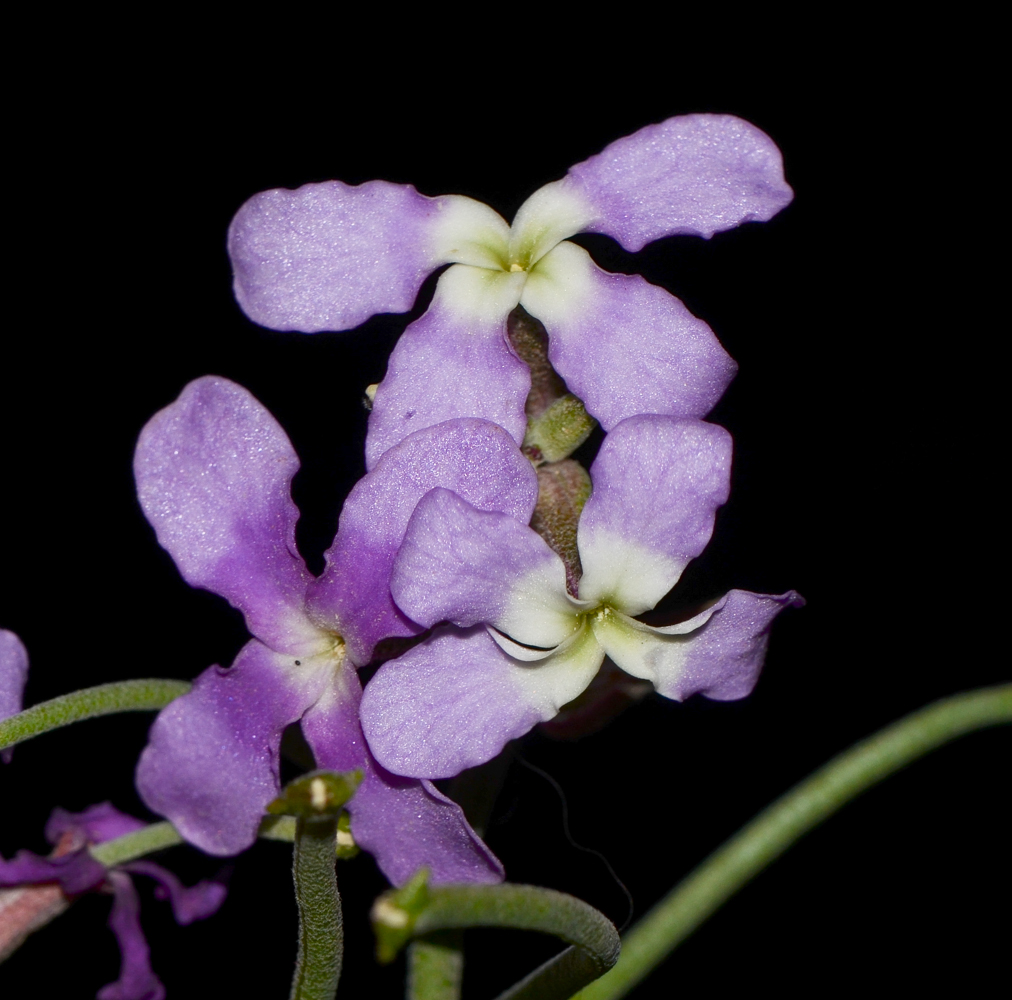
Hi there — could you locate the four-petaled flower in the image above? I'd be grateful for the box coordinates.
[228,114,792,469]
[134,376,537,883]
[0,802,225,1000]
[359,416,803,778]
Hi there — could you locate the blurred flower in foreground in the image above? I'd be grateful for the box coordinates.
[133,377,532,882]
[228,113,792,468]
[0,803,225,1000]
[362,415,803,778]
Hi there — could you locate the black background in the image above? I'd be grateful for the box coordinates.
[2,35,1005,999]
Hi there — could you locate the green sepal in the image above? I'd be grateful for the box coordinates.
[335,811,359,860]
[267,769,362,819]
[523,394,596,465]
[371,867,431,963]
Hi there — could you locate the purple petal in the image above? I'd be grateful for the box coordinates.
[0,848,106,895]
[121,861,226,925]
[523,242,737,429]
[628,590,804,701]
[362,626,573,779]
[351,772,504,886]
[392,487,576,648]
[302,673,503,886]
[566,113,793,251]
[136,639,328,856]
[0,630,29,764]
[307,420,538,665]
[97,871,165,1000]
[134,377,321,654]
[365,266,529,469]
[299,661,370,773]
[45,803,147,848]
[228,180,448,333]
[578,416,732,614]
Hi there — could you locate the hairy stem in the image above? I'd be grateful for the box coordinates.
[407,931,464,1000]
[575,683,1012,999]
[290,816,342,1000]
[376,881,619,1000]
[0,679,191,751]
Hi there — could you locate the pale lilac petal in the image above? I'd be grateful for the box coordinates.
[599,591,804,701]
[0,630,29,764]
[45,803,147,847]
[521,241,736,429]
[134,377,321,655]
[136,639,327,856]
[392,488,577,648]
[365,264,529,469]
[229,180,447,333]
[361,626,539,779]
[565,113,793,251]
[302,667,503,886]
[0,848,106,895]
[307,420,538,665]
[361,625,603,779]
[121,861,227,925]
[98,871,165,1000]
[578,416,732,615]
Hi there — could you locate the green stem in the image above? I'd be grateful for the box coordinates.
[0,679,191,751]
[575,683,1012,1000]
[377,881,619,1000]
[90,822,182,867]
[407,931,464,1000]
[290,815,343,1000]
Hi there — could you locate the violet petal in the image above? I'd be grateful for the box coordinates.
[136,639,329,856]
[360,625,601,779]
[0,848,106,895]
[134,376,321,655]
[228,180,449,333]
[307,419,538,665]
[365,264,529,469]
[351,771,504,887]
[0,630,28,765]
[522,241,737,429]
[578,416,732,615]
[120,861,226,926]
[392,487,577,648]
[302,669,503,886]
[97,871,165,1000]
[45,803,147,847]
[566,113,793,251]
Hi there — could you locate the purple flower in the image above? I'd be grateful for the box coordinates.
[228,114,792,469]
[133,376,537,883]
[0,802,226,1000]
[0,629,29,764]
[360,415,803,779]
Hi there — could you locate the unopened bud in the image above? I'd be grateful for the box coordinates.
[524,394,596,465]
[531,460,592,596]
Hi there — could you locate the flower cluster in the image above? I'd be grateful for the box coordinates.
[8,114,802,958]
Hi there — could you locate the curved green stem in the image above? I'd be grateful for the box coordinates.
[0,679,191,751]
[375,879,619,1000]
[575,683,1012,1000]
